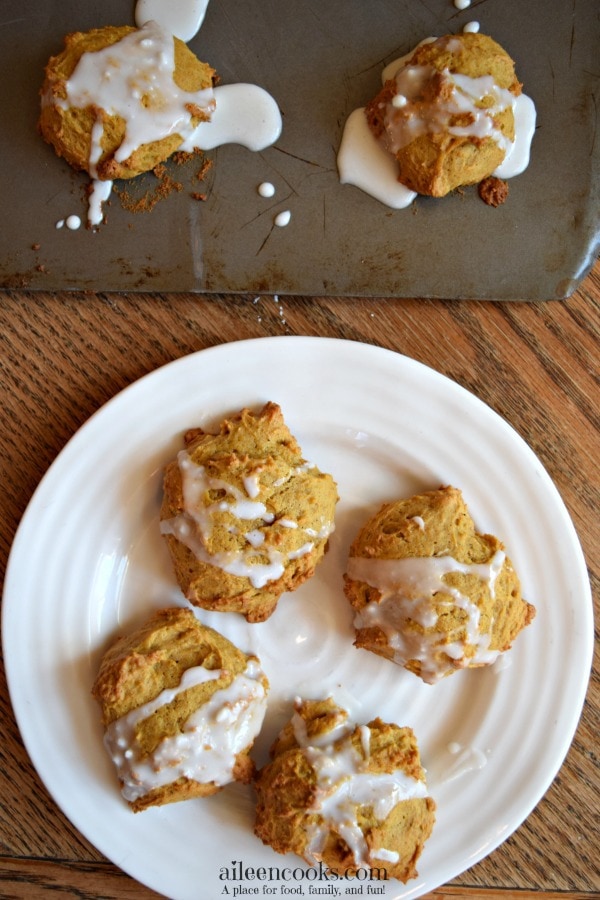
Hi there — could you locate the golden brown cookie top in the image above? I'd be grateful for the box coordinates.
[407,33,521,91]
[92,606,253,727]
[348,485,495,562]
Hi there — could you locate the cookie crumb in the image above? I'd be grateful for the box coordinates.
[478,176,509,207]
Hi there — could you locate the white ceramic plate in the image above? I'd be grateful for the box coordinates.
[3,337,593,899]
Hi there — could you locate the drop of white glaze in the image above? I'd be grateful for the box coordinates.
[258,181,276,198]
[88,179,114,227]
[463,21,480,33]
[274,209,291,227]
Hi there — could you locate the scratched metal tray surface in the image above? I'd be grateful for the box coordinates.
[0,0,598,298]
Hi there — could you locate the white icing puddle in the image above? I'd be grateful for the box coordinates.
[135,0,211,42]
[443,742,489,783]
[338,108,417,210]
[182,84,282,153]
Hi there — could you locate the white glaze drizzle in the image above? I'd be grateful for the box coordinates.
[104,658,267,802]
[160,450,334,589]
[243,471,262,499]
[290,701,429,868]
[371,847,400,863]
[348,551,505,683]
[379,64,517,159]
[442,742,488,783]
[88,179,113,227]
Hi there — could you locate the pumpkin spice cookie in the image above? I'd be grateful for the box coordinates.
[365,33,523,197]
[344,486,535,683]
[254,697,436,882]
[39,22,216,182]
[92,607,268,811]
[160,402,338,622]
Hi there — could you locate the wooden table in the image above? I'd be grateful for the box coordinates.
[1,263,598,900]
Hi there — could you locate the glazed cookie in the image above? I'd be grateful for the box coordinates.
[365,33,522,196]
[344,486,535,683]
[39,21,216,181]
[254,697,436,882]
[160,402,338,622]
[92,607,268,811]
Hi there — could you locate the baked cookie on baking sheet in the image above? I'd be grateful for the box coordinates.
[365,33,522,197]
[39,22,216,181]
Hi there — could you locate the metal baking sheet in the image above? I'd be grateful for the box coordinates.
[1,0,598,298]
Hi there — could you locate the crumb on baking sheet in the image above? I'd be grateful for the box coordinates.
[478,176,509,207]
[115,164,183,213]
[114,151,212,213]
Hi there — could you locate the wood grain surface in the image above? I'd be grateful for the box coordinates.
[0,261,598,899]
